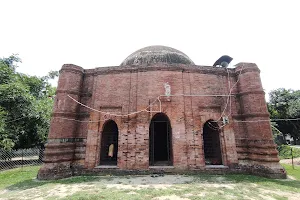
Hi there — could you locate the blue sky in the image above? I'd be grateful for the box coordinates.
[1,0,299,99]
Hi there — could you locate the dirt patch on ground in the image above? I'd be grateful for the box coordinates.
[1,175,300,200]
[259,188,300,200]
[15,183,95,199]
[105,175,192,190]
[152,195,190,200]
[44,184,94,198]
[280,157,300,165]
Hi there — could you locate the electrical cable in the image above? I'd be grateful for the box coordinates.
[207,121,220,131]
[5,69,299,126]
[68,93,235,118]
[67,95,158,117]
[216,65,244,123]
[228,66,244,117]
[234,118,300,123]
[270,124,283,135]
[218,67,231,121]
[52,117,105,123]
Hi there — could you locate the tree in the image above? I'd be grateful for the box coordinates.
[268,88,300,144]
[0,55,57,150]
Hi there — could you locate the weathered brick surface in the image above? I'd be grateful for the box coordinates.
[38,62,286,180]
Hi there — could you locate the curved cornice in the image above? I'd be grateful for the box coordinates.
[83,64,238,77]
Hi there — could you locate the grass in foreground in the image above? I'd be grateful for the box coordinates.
[0,166,41,190]
[281,163,300,180]
[0,166,100,190]
[0,164,299,200]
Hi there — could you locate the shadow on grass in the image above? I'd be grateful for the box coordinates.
[6,176,103,191]
[5,169,300,192]
[194,173,300,190]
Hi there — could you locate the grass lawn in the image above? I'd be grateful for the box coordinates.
[281,163,300,180]
[0,165,299,200]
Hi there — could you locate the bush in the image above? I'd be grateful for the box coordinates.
[277,145,300,159]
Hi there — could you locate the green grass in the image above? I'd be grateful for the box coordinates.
[0,166,102,190]
[0,164,299,200]
[0,165,40,189]
[281,163,300,180]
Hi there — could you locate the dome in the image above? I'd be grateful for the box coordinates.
[120,45,194,66]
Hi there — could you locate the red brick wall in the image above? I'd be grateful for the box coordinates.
[38,63,284,179]
[83,65,241,169]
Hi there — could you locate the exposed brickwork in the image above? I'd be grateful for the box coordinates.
[38,60,286,180]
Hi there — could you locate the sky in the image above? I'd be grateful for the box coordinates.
[1,0,299,100]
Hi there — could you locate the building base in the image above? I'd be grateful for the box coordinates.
[37,162,73,180]
[37,163,287,180]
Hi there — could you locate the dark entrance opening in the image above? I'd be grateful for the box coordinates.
[149,113,172,166]
[100,120,118,165]
[203,120,222,165]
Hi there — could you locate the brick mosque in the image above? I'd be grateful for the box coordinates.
[38,46,286,179]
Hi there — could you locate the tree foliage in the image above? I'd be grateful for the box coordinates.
[0,55,57,150]
[268,88,300,144]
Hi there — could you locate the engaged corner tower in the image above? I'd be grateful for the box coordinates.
[38,64,84,180]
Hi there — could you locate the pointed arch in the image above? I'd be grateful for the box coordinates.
[100,120,119,165]
[203,120,222,165]
[149,113,173,166]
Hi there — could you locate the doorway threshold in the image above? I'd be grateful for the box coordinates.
[95,165,118,169]
[149,166,174,169]
[205,165,228,169]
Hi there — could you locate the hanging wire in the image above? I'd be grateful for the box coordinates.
[52,116,106,123]
[216,65,244,123]
[49,116,300,124]
[207,121,220,131]
[67,93,236,119]
[67,95,160,117]
[4,66,299,126]
[234,118,300,123]
[270,124,283,134]
[5,90,300,125]
[68,95,146,117]
[218,67,232,121]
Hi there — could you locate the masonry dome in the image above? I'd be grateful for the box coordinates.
[120,45,195,66]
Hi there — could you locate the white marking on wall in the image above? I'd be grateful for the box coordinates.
[164,82,171,96]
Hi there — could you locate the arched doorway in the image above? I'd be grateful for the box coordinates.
[149,113,172,166]
[100,120,118,165]
[203,120,222,165]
